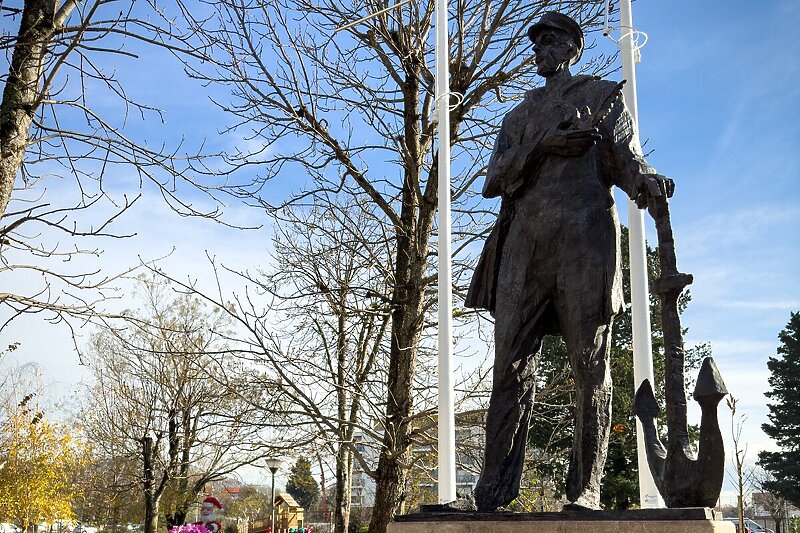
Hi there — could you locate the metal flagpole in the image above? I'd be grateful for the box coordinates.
[618,0,663,509]
[436,0,457,505]
[334,0,457,505]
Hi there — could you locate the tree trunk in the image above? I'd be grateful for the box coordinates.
[166,512,187,529]
[334,443,351,533]
[368,53,435,533]
[144,492,161,533]
[0,0,56,218]
[367,224,428,533]
[167,416,193,527]
[142,435,161,533]
[334,290,351,533]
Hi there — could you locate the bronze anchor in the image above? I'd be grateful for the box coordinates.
[634,192,728,508]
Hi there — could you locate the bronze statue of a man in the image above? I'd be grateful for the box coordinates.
[466,12,673,512]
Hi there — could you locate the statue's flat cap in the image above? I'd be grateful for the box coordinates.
[527,12,584,63]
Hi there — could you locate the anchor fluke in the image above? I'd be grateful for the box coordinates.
[693,357,728,405]
[634,378,666,488]
[634,378,660,420]
[693,356,728,508]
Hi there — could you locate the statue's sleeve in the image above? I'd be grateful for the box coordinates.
[602,93,657,200]
[483,117,538,199]
[482,119,514,198]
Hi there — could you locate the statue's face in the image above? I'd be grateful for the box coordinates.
[532,29,578,77]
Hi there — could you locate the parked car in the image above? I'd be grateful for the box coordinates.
[743,518,774,533]
[724,518,752,533]
[0,524,21,533]
[724,517,775,533]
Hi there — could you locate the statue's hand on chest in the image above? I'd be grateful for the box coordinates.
[526,99,601,158]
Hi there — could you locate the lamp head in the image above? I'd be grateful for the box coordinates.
[265,458,283,473]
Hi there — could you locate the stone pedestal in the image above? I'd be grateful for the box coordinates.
[389,507,734,533]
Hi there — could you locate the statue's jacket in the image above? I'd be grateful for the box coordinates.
[466,75,656,325]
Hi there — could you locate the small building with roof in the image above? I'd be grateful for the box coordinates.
[275,492,304,533]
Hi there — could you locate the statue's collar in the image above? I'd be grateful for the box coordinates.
[526,75,601,100]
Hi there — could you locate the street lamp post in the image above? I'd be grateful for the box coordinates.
[265,458,282,533]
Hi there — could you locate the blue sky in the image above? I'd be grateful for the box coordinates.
[2,0,798,498]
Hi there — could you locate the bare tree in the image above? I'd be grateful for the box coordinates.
[83,276,269,533]
[159,189,496,531]
[754,470,790,533]
[727,395,756,527]
[0,0,248,335]
[175,1,613,529]
[160,196,393,533]
[71,451,145,530]
[265,200,392,533]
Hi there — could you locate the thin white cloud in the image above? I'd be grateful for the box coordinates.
[679,205,800,253]
[706,339,778,359]
[708,299,800,311]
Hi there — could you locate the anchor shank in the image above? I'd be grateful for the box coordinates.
[663,300,690,445]
[648,195,692,449]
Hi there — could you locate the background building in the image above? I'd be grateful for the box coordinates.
[350,415,483,508]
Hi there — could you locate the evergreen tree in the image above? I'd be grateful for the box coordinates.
[758,312,800,508]
[286,457,320,510]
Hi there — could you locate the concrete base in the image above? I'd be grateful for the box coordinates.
[390,519,734,533]
[390,508,735,533]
